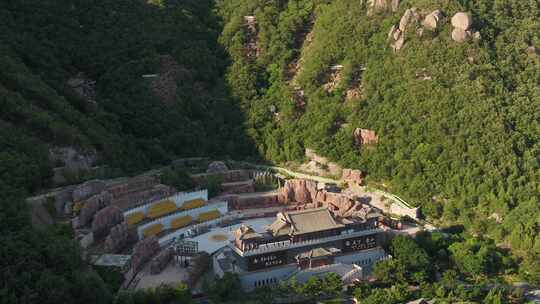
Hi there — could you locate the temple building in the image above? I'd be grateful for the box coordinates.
[213,206,388,290]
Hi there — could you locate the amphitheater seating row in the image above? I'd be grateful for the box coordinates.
[170,215,193,230]
[181,198,206,211]
[143,223,164,237]
[125,212,145,226]
[147,200,177,219]
[197,210,221,222]
[125,198,209,226]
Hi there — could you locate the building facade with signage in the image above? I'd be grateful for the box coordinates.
[213,207,388,290]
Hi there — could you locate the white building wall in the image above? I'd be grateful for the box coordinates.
[334,247,387,273]
[238,265,298,290]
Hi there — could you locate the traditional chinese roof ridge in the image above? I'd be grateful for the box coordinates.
[234,224,262,240]
[268,207,344,236]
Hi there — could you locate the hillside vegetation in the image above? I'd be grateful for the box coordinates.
[217,0,539,275]
[0,0,253,192]
[0,1,252,302]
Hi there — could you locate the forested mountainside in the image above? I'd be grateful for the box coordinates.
[0,1,251,302]
[217,0,539,269]
[0,0,253,193]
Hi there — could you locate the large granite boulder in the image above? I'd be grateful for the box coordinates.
[150,248,174,274]
[451,28,470,43]
[73,180,106,202]
[105,223,134,253]
[354,128,379,146]
[451,12,472,31]
[279,179,319,204]
[78,191,113,227]
[206,161,229,173]
[422,10,443,30]
[322,192,355,217]
[131,236,160,272]
[91,206,123,238]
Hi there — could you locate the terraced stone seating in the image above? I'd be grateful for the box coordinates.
[181,198,206,210]
[170,215,193,229]
[125,212,145,226]
[143,223,164,237]
[147,200,177,219]
[197,210,221,223]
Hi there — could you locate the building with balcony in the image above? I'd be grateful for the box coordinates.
[213,206,388,290]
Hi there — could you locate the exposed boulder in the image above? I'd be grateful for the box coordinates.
[105,223,135,253]
[392,35,405,52]
[73,180,106,202]
[131,236,160,272]
[391,0,400,12]
[388,25,398,41]
[367,0,400,13]
[279,179,319,204]
[353,128,379,146]
[150,247,174,274]
[451,12,472,31]
[451,28,470,43]
[91,206,123,238]
[422,10,443,30]
[342,169,364,186]
[528,46,540,58]
[78,191,113,227]
[206,161,229,173]
[322,192,355,217]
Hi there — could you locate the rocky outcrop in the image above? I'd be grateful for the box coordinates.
[150,247,174,274]
[67,72,96,103]
[342,169,364,187]
[278,179,380,219]
[73,180,106,202]
[450,12,480,43]
[244,16,260,59]
[388,7,422,52]
[207,161,229,173]
[91,206,123,238]
[528,46,539,58]
[422,10,443,30]
[105,223,135,253]
[367,0,400,14]
[451,12,472,31]
[354,128,379,146]
[149,55,189,105]
[79,191,113,227]
[279,179,319,204]
[131,236,160,272]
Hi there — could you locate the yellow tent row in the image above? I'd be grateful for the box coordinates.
[125,212,145,226]
[147,200,177,219]
[170,215,193,230]
[197,210,221,223]
[181,198,206,211]
[143,223,164,237]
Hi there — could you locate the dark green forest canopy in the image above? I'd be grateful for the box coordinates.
[0,1,252,302]
[216,0,539,259]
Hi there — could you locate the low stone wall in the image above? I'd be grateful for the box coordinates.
[191,169,254,184]
[220,192,280,210]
